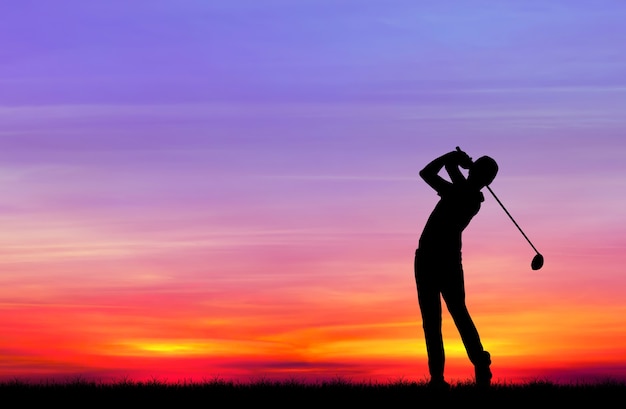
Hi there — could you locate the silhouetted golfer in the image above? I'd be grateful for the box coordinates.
[414,148,498,388]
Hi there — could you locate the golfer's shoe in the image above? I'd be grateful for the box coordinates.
[427,378,451,391]
[474,351,492,387]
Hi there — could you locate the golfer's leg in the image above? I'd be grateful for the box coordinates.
[442,265,493,385]
[415,251,445,381]
[415,250,447,382]
[417,283,444,381]
[446,299,485,363]
[441,269,485,365]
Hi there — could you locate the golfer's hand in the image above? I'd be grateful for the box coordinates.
[454,149,473,169]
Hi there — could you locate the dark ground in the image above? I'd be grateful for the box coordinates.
[1,378,625,408]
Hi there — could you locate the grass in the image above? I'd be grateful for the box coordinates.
[1,377,625,408]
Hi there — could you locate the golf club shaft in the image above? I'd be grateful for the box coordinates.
[485,185,540,255]
[455,146,540,255]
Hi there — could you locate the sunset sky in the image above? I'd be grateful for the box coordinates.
[1,1,626,384]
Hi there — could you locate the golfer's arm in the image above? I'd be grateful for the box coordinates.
[445,162,466,184]
[420,153,454,192]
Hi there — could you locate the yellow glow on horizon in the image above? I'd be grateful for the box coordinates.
[111,339,255,356]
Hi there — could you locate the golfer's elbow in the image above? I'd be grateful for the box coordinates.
[419,167,434,183]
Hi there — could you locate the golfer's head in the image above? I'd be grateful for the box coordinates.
[468,156,498,188]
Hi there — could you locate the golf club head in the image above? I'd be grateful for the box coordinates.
[531,253,544,270]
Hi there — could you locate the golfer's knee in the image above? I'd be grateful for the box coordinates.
[447,302,470,317]
[422,318,441,333]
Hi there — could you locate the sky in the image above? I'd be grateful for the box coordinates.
[1,0,626,384]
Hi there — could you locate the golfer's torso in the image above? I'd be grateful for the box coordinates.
[419,187,483,253]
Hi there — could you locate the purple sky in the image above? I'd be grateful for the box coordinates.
[2,0,625,244]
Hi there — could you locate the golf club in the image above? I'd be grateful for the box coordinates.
[456,147,544,270]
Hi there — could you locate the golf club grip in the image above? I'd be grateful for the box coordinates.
[456,146,472,165]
